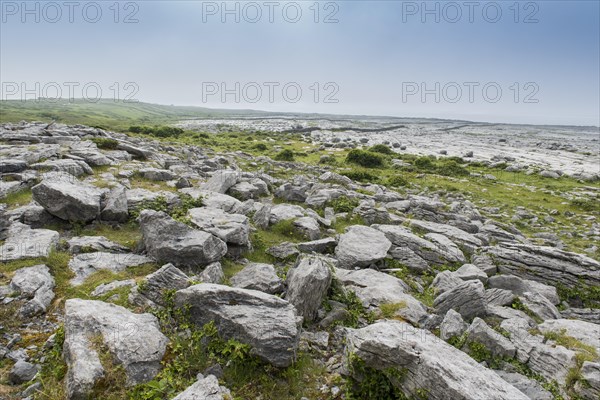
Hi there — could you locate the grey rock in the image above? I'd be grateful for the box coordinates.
[335,225,391,269]
[518,291,561,321]
[484,288,516,307]
[179,189,242,213]
[561,307,600,324]
[334,268,428,326]
[230,263,284,294]
[424,232,466,263]
[201,170,239,193]
[10,264,55,316]
[251,203,271,229]
[68,252,152,286]
[266,242,299,260]
[0,223,59,262]
[489,275,560,305]
[63,299,168,398]
[286,255,333,321]
[174,284,300,367]
[485,243,600,291]
[67,236,129,254]
[139,210,227,269]
[538,319,600,351]
[408,219,483,252]
[501,317,578,384]
[138,168,176,181]
[125,188,178,210]
[32,159,93,177]
[101,186,129,222]
[375,224,463,267]
[297,237,337,254]
[440,309,468,341]
[575,361,600,399]
[269,204,305,224]
[431,270,464,294]
[464,317,516,358]
[494,371,553,400]
[138,263,190,305]
[9,360,38,384]
[434,280,487,319]
[345,321,528,400]
[455,263,488,283]
[229,179,268,200]
[0,158,28,173]
[32,174,103,222]
[172,374,231,400]
[199,262,225,284]
[188,207,250,245]
[293,217,321,240]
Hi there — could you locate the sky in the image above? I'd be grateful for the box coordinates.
[1,0,599,126]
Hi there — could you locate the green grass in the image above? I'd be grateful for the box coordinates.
[0,99,270,132]
[0,188,33,209]
[79,222,142,249]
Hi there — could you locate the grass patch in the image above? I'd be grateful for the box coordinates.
[379,302,407,319]
[79,222,142,249]
[1,188,32,209]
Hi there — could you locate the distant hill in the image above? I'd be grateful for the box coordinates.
[0,99,273,132]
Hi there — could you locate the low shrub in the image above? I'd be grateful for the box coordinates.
[346,149,384,168]
[274,149,295,161]
[90,137,119,150]
[369,144,394,155]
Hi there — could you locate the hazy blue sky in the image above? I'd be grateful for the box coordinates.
[1,1,599,125]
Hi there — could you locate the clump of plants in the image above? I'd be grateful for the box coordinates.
[341,169,379,182]
[274,149,295,161]
[90,137,119,149]
[129,125,184,138]
[369,144,394,155]
[346,149,385,168]
[328,197,360,213]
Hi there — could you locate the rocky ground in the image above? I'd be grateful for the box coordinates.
[0,120,599,400]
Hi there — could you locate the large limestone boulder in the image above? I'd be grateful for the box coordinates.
[100,186,129,222]
[538,319,600,352]
[230,263,283,294]
[334,268,428,326]
[139,210,227,269]
[63,299,168,399]
[68,252,153,286]
[9,264,55,317]
[188,207,250,245]
[434,280,487,319]
[201,170,239,193]
[484,243,600,291]
[32,173,104,222]
[286,255,333,321]
[464,317,516,358]
[335,225,391,269]
[174,284,300,367]
[0,223,59,262]
[345,321,529,400]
